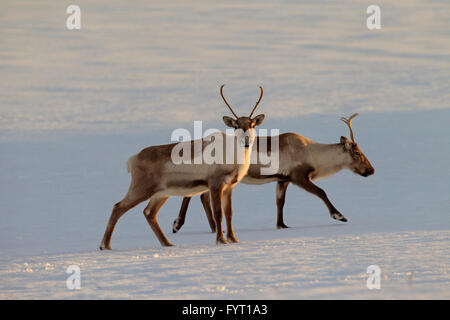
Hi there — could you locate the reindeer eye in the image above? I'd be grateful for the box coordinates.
[355,151,360,156]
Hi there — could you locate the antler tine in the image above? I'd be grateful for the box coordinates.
[249,86,263,118]
[220,85,239,119]
[340,113,359,142]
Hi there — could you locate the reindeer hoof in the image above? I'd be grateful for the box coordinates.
[172,219,181,233]
[227,236,240,243]
[277,223,289,229]
[331,213,347,222]
[99,244,111,250]
[216,238,229,245]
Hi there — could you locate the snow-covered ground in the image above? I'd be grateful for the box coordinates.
[1,0,449,136]
[0,1,449,299]
[1,230,448,299]
[0,110,448,299]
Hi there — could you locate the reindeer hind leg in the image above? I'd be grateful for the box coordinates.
[173,197,191,233]
[100,169,157,250]
[100,194,149,250]
[144,196,173,246]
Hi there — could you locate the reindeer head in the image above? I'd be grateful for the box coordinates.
[220,85,265,148]
[340,113,374,177]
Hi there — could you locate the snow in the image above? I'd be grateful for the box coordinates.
[1,231,448,299]
[1,110,448,299]
[1,0,449,136]
[0,0,449,299]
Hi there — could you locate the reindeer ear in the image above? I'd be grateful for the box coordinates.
[340,136,351,150]
[223,116,237,128]
[252,114,265,127]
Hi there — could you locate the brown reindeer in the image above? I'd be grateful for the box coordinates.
[172,113,374,233]
[100,85,265,249]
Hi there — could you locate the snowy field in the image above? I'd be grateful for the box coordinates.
[0,1,449,299]
[1,230,448,299]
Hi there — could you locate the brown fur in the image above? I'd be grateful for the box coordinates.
[100,87,266,249]
[173,128,374,233]
[99,134,252,249]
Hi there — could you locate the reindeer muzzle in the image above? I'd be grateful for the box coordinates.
[362,167,375,177]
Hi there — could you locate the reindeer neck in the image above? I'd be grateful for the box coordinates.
[308,143,350,180]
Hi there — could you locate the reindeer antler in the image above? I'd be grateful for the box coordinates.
[249,86,263,118]
[340,113,359,143]
[220,85,239,119]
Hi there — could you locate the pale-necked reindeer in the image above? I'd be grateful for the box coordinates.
[99,85,265,249]
[172,113,374,233]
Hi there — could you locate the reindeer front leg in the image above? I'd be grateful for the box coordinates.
[209,184,228,244]
[200,192,216,233]
[276,180,290,229]
[291,168,347,222]
[222,186,239,243]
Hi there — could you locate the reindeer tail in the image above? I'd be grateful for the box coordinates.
[126,154,138,173]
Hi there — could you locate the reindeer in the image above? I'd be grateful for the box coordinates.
[172,113,374,233]
[99,85,265,249]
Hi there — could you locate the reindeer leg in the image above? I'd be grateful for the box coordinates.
[223,187,239,243]
[200,192,216,233]
[173,197,191,233]
[100,194,150,250]
[101,167,161,250]
[291,169,347,222]
[209,184,228,244]
[144,196,173,246]
[100,173,155,250]
[276,180,290,229]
